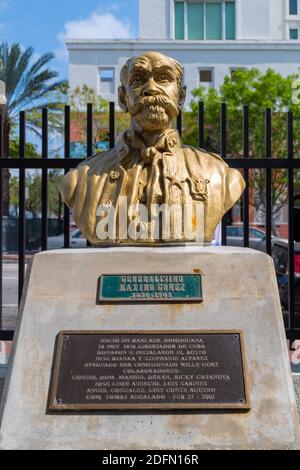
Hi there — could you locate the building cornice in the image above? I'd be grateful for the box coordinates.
[66,39,300,51]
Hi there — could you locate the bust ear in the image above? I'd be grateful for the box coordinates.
[178,85,186,110]
[118,86,128,113]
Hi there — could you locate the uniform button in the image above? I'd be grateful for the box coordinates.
[110,170,120,180]
[166,135,179,152]
[103,200,112,208]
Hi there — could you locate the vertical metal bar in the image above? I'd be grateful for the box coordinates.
[18,111,26,305]
[0,109,3,155]
[109,102,115,149]
[287,111,295,330]
[58,192,62,220]
[0,112,3,328]
[41,108,48,251]
[265,108,272,256]
[221,102,227,159]
[198,101,204,148]
[221,216,228,246]
[86,103,93,248]
[221,102,227,245]
[243,105,250,248]
[87,103,93,157]
[176,111,182,138]
[64,105,70,249]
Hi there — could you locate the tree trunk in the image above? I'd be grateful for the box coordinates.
[2,116,10,215]
[271,218,279,237]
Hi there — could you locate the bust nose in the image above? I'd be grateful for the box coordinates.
[142,78,160,97]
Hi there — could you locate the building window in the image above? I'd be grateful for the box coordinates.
[187,2,204,40]
[99,68,115,95]
[225,1,236,39]
[174,1,236,40]
[175,1,184,39]
[290,0,298,15]
[290,28,299,39]
[199,68,214,87]
[206,2,222,40]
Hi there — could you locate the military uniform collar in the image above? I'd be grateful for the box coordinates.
[116,128,182,162]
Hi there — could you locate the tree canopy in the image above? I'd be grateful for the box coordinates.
[184,68,300,233]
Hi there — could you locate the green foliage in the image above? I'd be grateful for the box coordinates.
[68,84,109,147]
[9,138,39,158]
[47,169,64,218]
[68,84,130,149]
[69,84,108,112]
[0,41,67,214]
[8,175,18,210]
[185,68,300,227]
[186,68,300,157]
[10,169,64,218]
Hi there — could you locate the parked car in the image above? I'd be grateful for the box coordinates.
[47,229,87,249]
[226,226,268,251]
[271,239,300,315]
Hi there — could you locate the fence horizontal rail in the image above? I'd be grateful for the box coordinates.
[286,329,300,342]
[0,101,299,345]
[0,330,14,341]
[0,157,299,170]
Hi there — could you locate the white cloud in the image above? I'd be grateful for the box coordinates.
[64,11,133,39]
[96,3,127,14]
[55,11,134,63]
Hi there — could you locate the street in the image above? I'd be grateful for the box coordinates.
[1,263,27,330]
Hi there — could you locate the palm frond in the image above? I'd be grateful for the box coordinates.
[28,52,54,72]
[0,41,66,122]
[24,123,42,139]
[9,80,67,119]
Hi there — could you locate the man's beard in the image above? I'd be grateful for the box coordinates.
[129,95,179,131]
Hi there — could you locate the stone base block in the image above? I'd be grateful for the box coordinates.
[0,247,299,449]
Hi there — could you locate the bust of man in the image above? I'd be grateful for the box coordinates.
[59,52,245,245]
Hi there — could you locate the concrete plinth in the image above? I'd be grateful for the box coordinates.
[0,246,299,449]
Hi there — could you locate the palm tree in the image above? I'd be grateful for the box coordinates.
[0,42,67,214]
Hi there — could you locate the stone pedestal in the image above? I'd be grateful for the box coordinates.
[0,246,299,449]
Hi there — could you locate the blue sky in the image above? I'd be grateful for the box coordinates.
[0,0,138,79]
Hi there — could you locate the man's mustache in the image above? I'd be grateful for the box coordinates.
[129,95,179,118]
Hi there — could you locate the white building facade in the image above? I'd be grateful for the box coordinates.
[67,0,300,108]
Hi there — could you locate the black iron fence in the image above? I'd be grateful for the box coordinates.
[0,102,300,344]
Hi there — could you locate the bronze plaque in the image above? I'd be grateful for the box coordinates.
[49,331,250,411]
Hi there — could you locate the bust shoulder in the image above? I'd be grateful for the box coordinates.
[183,145,227,166]
[77,148,118,174]
[182,145,245,210]
[59,149,118,207]
[181,145,229,180]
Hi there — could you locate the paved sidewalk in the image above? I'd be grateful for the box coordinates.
[0,365,7,407]
[294,375,300,420]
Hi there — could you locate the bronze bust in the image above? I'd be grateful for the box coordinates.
[59,52,245,244]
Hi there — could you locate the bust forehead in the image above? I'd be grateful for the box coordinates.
[130,52,174,71]
[120,52,182,85]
